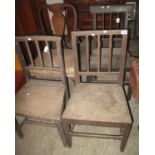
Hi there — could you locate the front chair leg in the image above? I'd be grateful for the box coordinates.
[63,121,72,147]
[120,124,132,152]
[15,118,23,138]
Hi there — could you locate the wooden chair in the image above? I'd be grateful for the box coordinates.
[15,35,69,146]
[62,30,133,151]
[38,3,77,47]
[89,4,133,48]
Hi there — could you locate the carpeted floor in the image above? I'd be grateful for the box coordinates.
[15,99,139,155]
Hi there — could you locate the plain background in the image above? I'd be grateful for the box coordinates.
[0,0,155,154]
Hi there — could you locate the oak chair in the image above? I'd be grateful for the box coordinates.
[15,35,69,146]
[62,30,132,151]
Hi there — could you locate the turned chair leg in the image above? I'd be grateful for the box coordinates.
[120,124,132,152]
[15,118,23,138]
[63,121,72,147]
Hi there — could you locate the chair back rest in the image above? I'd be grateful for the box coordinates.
[15,35,66,80]
[72,30,128,85]
[39,3,77,36]
[90,5,132,30]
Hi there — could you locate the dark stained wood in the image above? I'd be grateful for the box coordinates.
[15,0,48,36]
[39,3,77,42]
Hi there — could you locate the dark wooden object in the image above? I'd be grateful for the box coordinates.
[15,0,49,36]
[39,3,77,43]
[15,35,69,146]
[64,0,124,32]
[62,30,132,151]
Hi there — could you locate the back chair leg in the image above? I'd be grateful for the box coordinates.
[15,118,23,138]
[63,121,72,147]
[56,121,68,147]
[120,124,132,152]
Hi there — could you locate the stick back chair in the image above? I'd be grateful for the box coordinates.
[90,5,133,48]
[62,30,132,151]
[15,35,69,146]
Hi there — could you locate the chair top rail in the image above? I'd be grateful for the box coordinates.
[15,35,61,42]
[72,30,128,36]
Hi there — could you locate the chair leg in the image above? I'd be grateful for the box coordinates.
[56,121,68,147]
[63,121,72,147]
[120,124,132,152]
[127,84,132,101]
[15,118,23,138]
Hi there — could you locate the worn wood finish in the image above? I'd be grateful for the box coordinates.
[120,124,132,151]
[62,30,132,151]
[62,84,131,123]
[15,35,69,146]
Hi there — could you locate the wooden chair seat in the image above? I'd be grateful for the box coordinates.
[16,79,65,120]
[63,83,131,123]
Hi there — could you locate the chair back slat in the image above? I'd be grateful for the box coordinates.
[25,41,34,66]
[116,12,119,29]
[102,14,104,30]
[108,35,112,72]
[85,36,90,72]
[72,30,128,85]
[45,40,53,67]
[35,40,44,67]
[97,35,101,72]
[109,13,112,29]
